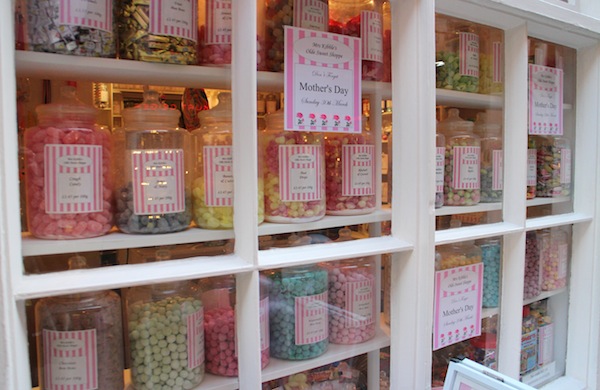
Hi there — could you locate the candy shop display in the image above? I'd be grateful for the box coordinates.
[265,0,329,72]
[198,0,232,66]
[435,129,445,208]
[477,237,501,308]
[531,301,554,367]
[24,85,113,239]
[524,231,541,299]
[324,117,376,216]
[534,135,572,197]
[441,109,481,206]
[261,109,326,223]
[382,0,392,82]
[538,228,569,291]
[521,305,538,375]
[469,333,497,369]
[436,14,479,93]
[382,254,391,326]
[322,258,376,344]
[329,0,384,81]
[114,90,192,234]
[474,112,503,203]
[266,265,329,360]
[126,252,205,389]
[436,239,482,271]
[478,27,503,95]
[26,0,116,57]
[527,136,537,200]
[192,92,264,229]
[117,0,197,64]
[35,256,124,389]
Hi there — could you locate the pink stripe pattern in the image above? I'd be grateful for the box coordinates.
[342,145,375,196]
[203,145,233,207]
[459,32,479,77]
[58,0,112,33]
[492,150,503,191]
[278,144,322,202]
[452,146,480,190]
[493,41,503,83]
[360,11,383,62]
[43,329,97,389]
[293,0,327,30]
[345,279,375,327]
[260,298,270,351]
[295,292,328,345]
[150,0,197,41]
[187,309,205,369]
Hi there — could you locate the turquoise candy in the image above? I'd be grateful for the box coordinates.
[479,242,501,308]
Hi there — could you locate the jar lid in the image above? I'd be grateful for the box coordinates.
[122,90,181,127]
[470,333,497,349]
[264,108,285,131]
[36,86,98,123]
[198,92,232,125]
[474,112,502,137]
[437,108,474,134]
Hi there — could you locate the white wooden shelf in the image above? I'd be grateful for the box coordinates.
[124,370,239,390]
[482,307,499,318]
[525,213,593,231]
[523,287,568,307]
[436,89,503,109]
[435,222,523,245]
[435,202,502,217]
[261,327,390,382]
[526,196,571,207]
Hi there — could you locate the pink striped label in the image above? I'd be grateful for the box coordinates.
[345,279,375,327]
[150,0,197,42]
[452,146,480,190]
[341,144,375,196]
[205,0,232,45]
[203,145,233,207]
[260,298,270,351]
[492,150,503,191]
[44,144,103,214]
[528,64,563,135]
[459,32,479,77]
[278,144,322,202]
[560,148,571,184]
[187,308,205,369]
[131,149,185,215]
[58,0,112,33]
[293,0,328,31]
[360,11,383,63]
[295,291,328,345]
[493,41,503,83]
[436,147,445,193]
[527,149,537,186]
[43,329,98,390]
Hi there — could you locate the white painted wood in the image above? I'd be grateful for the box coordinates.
[435,222,523,245]
[435,203,502,216]
[436,89,503,109]
[525,213,593,230]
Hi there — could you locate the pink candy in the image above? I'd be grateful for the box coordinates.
[24,126,113,239]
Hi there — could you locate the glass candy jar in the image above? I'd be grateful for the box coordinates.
[436,14,480,93]
[329,0,384,81]
[436,240,482,271]
[478,27,503,95]
[521,306,538,374]
[527,136,537,199]
[442,109,481,206]
[475,113,503,203]
[324,117,376,215]
[192,92,264,229]
[261,109,325,223]
[321,258,376,344]
[126,257,205,388]
[477,237,501,308]
[265,0,329,72]
[538,228,569,291]
[35,256,124,389]
[24,85,113,239]
[266,265,329,360]
[114,90,192,234]
[524,231,541,299]
[535,135,572,197]
[435,129,446,208]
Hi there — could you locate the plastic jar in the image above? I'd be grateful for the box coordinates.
[436,240,482,271]
[35,256,124,389]
[435,130,446,208]
[527,136,537,200]
[477,237,501,308]
[265,0,329,72]
[475,113,503,203]
[436,14,480,93]
[321,258,376,344]
[261,109,326,223]
[521,306,538,374]
[117,0,197,64]
[24,85,113,239]
[126,255,205,388]
[478,27,503,95]
[114,90,192,234]
[266,265,329,360]
[538,228,569,291]
[324,117,376,215]
[26,0,115,57]
[535,136,572,197]
[329,0,384,81]
[524,231,541,300]
[192,92,264,229]
[469,333,497,369]
[442,109,481,206]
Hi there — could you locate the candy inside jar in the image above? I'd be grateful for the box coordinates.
[524,231,541,300]
[24,85,114,239]
[261,109,325,223]
[192,92,264,229]
[534,135,572,198]
[474,112,503,203]
[324,116,376,216]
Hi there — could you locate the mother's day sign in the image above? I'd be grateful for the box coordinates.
[284,26,361,133]
[529,64,563,135]
[433,263,483,350]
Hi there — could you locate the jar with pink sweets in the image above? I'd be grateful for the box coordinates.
[265,0,329,72]
[538,227,569,291]
[324,116,376,215]
[261,109,326,223]
[321,257,377,344]
[329,0,384,81]
[192,92,264,229]
[24,85,113,239]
